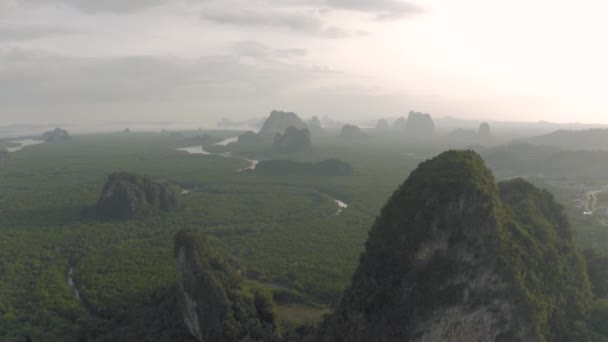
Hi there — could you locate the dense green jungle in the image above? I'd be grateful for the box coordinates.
[2,128,608,341]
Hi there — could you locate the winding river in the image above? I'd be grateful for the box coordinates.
[176,136,258,171]
[6,139,44,152]
[177,136,349,215]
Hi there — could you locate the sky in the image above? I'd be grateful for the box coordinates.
[1,0,608,126]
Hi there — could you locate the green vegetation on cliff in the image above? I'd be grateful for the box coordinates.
[321,150,593,342]
[498,178,592,341]
[174,230,280,341]
[96,172,180,219]
[273,127,312,153]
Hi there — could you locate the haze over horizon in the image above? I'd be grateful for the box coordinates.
[2,0,607,125]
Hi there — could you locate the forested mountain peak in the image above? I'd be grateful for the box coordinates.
[96,172,180,219]
[259,110,309,138]
[273,127,312,153]
[320,150,591,342]
[339,124,367,139]
[42,127,71,142]
[174,230,280,342]
[518,128,608,150]
[406,111,435,135]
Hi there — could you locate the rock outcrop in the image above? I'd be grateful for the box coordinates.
[42,127,71,142]
[259,110,308,138]
[174,230,279,342]
[376,119,390,131]
[308,116,323,133]
[320,150,591,342]
[255,158,353,176]
[447,128,478,140]
[339,124,367,139]
[237,131,262,144]
[406,111,435,135]
[393,117,407,131]
[96,172,180,219]
[478,122,491,140]
[273,127,312,153]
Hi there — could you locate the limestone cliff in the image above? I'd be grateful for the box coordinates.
[406,111,435,135]
[376,119,390,131]
[339,124,367,139]
[273,127,312,153]
[174,230,279,342]
[42,127,71,142]
[259,110,309,138]
[478,122,492,140]
[320,150,591,342]
[96,172,180,219]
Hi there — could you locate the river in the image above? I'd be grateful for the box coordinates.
[176,146,211,155]
[177,136,348,215]
[335,199,348,215]
[6,139,44,152]
[176,136,258,171]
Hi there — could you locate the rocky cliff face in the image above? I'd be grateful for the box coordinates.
[273,127,312,153]
[174,231,279,342]
[406,111,435,135]
[376,119,390,131]
[320,150,591,342]
[308,116,323,133]
[259,110,308,138]
[339,124,367,139]
[392,117,407,131]
[96,172,180,219]
[42,127,71,142]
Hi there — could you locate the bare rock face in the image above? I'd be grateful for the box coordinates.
[273,127,312,153]
[174,231,279,342]
[259,110,308,138]
[406,111,435,135]
[478,122,492,140]
[339,124,367,139]
[376,119,390,131]
[320,150,591,342]
[308,116,323,133]
[96,172,180,219]
[42,127,71,142]
[393,117,407,131]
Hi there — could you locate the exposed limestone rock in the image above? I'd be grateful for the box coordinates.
[96,172,180,219]
[339,124,367,139]
[376,119,390,131]
[42,127,71,142]
[174,230,279,342]
[273,127,312,153]
[259,110,308,138]
[406,111,435,135]
[320,150,591,342]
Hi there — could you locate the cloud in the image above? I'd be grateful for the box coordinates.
[0,26,73,41]
[20,0,169,13]
[201,8,351,38]
[275,48,308,58]
[325,0,423,19]
[0,48,330,106]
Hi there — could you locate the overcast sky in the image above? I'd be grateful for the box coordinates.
[1,0,607,126]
